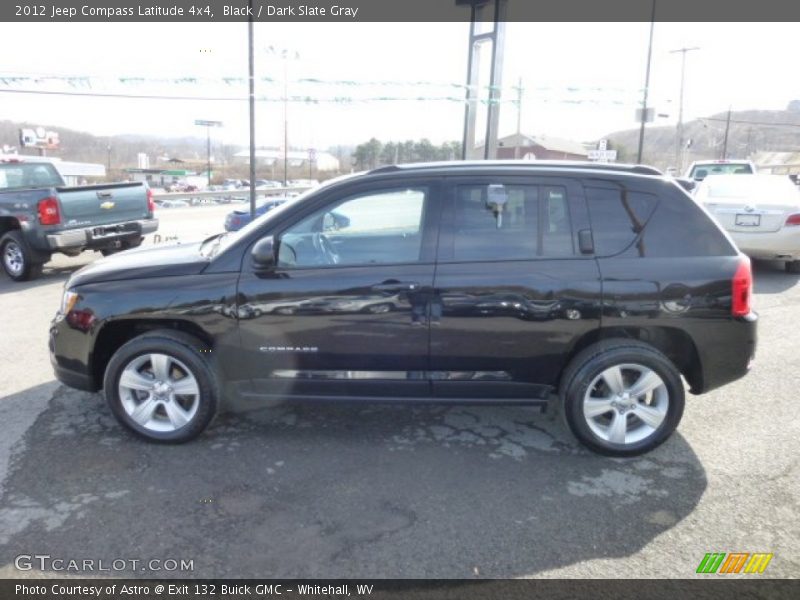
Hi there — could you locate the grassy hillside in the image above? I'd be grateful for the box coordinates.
[605,104,800,170]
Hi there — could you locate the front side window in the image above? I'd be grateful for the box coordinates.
[278,187,427,268]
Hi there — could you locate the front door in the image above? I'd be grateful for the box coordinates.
[237,180,440,400]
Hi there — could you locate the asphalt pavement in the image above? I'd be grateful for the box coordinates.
[0,204,797,578]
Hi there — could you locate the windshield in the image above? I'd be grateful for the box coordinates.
[0,162,63,189]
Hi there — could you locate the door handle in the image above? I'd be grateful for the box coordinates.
[371,280,420,292]
[96,191,113,199]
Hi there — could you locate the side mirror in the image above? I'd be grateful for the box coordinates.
[251,236,276,269]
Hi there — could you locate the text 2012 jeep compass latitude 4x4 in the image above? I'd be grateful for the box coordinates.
[50,162,757,456]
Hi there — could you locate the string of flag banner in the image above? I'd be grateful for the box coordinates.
[0,73,642,106]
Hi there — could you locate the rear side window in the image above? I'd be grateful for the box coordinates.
[639,196,735,257]
[451,183,574,261]
[0,163,62,189]
[586,184,734,258]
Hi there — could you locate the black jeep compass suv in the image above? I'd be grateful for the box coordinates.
[50,162,757,456]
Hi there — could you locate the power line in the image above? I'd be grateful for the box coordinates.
[702,116,800,128]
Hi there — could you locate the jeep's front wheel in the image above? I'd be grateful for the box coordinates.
[103,331,218,442]
[560,340,685,456]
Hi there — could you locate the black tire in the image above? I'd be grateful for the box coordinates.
[103,330,219,443]
[786,260,800,274]
[101,237,144,257]
[559,339,685,457]
[0,231,43,281]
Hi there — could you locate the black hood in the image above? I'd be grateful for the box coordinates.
[68,242,210,287]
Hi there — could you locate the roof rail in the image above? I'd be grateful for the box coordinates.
[365,160,663,177]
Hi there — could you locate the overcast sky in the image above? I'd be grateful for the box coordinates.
[0,22,797,150]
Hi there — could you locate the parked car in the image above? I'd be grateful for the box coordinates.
[255,179,282,189]
[50,161,756,456]
[224,197,292,231]
[695,173,800,273]
[685,159,756,182]
[1,158,157,281]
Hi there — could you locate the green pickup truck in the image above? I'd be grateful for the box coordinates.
[0,159,158,281]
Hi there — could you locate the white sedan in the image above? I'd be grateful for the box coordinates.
[695,174,800,273]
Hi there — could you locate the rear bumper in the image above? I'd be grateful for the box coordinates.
[729,227,800,261]
[693,311,758,394]
[47,218,159,250]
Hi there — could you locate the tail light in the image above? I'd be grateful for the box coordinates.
[147,188,155,213]
[37,197,61,225]
[785,213,800,226]
[732,257,752,317]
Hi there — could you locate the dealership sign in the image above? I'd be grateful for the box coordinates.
[19,127,60,149]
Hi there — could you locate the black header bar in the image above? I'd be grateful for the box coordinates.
[2,0,800,22]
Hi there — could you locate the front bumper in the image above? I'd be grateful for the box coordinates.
[47,218,159,250]
[49,317,99,392]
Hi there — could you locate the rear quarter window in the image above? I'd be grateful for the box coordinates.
[586,183,735,258]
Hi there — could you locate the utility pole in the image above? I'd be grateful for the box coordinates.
[670,45,700,171]
[721,106,732,159]
[514,77,523,159]
[636,0,657,164]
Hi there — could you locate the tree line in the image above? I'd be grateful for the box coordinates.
[352,138,462,170]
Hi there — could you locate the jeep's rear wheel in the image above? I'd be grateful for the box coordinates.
[560,340,685,456]
[103,330,218,442]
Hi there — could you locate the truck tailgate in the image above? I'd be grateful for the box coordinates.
[57,182,150,227]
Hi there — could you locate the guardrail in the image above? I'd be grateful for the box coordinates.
[151,186,312,202]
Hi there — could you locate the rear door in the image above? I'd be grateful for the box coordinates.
[57,183,150,227]
[429,175,602,400]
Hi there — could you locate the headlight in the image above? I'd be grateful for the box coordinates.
[60,290,79,314]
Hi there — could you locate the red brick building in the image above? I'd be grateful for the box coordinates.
[480,133,589,160]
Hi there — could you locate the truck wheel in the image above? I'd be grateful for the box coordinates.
[1,231,43,282]
[786,260,800,274]
[560,340,685,457]
[103,330,219,443]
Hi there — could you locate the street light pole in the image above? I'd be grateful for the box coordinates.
[248,7,256,218]
[670,46,700,171]
[265,46,299,187]
[194,119,223,187]
[283,52,289,187]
